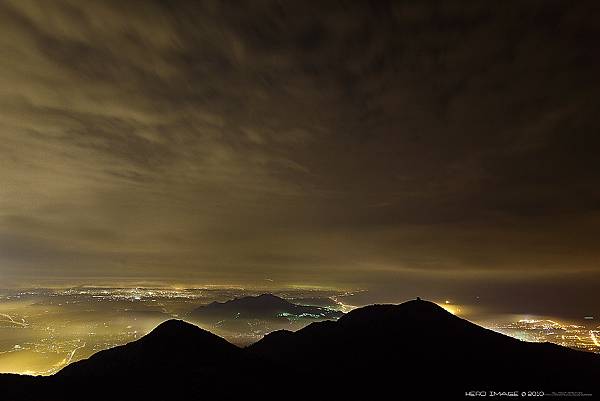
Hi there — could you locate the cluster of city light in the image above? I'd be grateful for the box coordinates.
[0,287,353,375]
[589,330,600,347]
[330,292,359,313]
[489,318,600,353]
[430,302,600,354]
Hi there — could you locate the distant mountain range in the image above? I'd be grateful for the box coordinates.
[2,298,599,400]
[187,293,344,345]
[189,293,344,321]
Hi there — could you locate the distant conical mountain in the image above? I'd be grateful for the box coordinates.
[1,299,599,400]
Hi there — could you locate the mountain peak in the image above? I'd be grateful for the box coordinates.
[204,293,291,308]
[151,318,199,332]
[58,319,241,378]
[192,293,297,315]
[145,319,206,339]
[141,319,238,351]
[234,293,291,305]
[189,293,344,331]
[338,298,452,327]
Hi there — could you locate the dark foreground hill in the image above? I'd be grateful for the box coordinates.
[58,319,246,377]
[250,299,600,394]
[1,299,599,400]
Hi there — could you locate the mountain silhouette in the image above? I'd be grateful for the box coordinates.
[57,319,244,377]
[1,298,599,400]
[189,293,344,320]
[250,299,600,395]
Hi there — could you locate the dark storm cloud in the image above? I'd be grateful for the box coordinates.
[1,0,599,314]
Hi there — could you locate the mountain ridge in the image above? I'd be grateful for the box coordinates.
[57,319,245,378]
[1,298,598,400]
[189,293,344,320]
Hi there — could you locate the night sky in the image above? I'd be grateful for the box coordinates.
[1,1,599,317]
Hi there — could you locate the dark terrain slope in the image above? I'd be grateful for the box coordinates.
[249,299,600,395]
[1,299,598,400]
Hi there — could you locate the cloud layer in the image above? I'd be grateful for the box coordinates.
[1,1,599,313]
